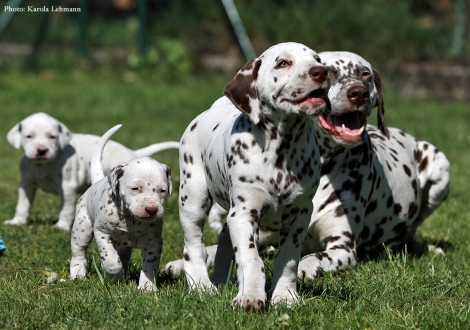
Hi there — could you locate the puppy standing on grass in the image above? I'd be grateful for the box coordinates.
[70,125,173,291]
[178,42,329,310]
[5,112,178,231]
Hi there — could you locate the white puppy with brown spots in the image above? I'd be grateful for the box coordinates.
[177,42,329,310]
[70,125,172,291]
[5,112,178,231]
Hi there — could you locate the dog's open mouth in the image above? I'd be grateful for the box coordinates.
[297,88,326,108]
[318,111,366,143]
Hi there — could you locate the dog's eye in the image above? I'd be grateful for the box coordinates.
[314,55,321,63]
[361,71,371,79]
[48,135,56,140]
[26,135,32,139]
[160,189,166,194]
[275,60,290,68]
[131,187,140,191]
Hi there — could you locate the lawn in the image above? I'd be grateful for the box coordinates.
[0,71,468,329]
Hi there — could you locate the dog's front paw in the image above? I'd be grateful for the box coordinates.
[4,218,27,226]
[138,280,156,292]
[427,244,445,255]
[164,259,184,275]
[53,221,71,231]
[297,256,322,280]
[270,290,299,308]
[233,293,266,311]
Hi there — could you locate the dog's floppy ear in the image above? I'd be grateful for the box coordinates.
[224,58,263,125]
[56,121,73,150]
[372,69,389,138]
[163,164,173,196]
[7,122,23,149]
[108,164,125,205]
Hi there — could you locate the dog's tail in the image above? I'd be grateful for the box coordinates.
[134,141,179,158]
[91,124,122,185]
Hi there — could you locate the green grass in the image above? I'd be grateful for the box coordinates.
[0,71,468,329]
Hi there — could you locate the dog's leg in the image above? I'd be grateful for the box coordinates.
[211,224,235,284]
[117,247,133,280]
[227,203,266,310]
[4,181,36,225]
[207,203,227,233]
[94,230,124,282]
[417,142,450,221]
[70,202,93,279]
[405,142,450,255]
[270,203,312,306]
[180,176,214,291]
[298,241,358,279]
[138,225,164,292]
[54,185,77,231]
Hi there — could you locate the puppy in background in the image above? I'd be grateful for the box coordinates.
[70,125,172,291]
[5,112,178,230]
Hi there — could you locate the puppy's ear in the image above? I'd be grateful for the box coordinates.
[224,58,263,125]
[164,165,173,196]
[56,121,73,150]
[372,69,389,138]
[7,122,23,149]
[107,164,125,204]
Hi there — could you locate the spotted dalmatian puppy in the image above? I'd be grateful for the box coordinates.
[169,51,450,283]
[70,125,172,291]
[177,42,329,310]
[5,112,178,231]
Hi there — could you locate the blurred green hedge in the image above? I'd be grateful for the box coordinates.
[0,0,463,78]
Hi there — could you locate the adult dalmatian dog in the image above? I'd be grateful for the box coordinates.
[167,51,450,284]
[177,42,330,310]
[70,125,173,291]
[5,112,178,231]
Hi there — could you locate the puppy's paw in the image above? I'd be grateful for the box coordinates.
[53,221,71,231]
[138,280,156,292]
[233,293,266,311]
[164,259,184,275]
[297,256,322,280]
[270,290,299,308]
[428,244,445,255]
[4,218,27,226]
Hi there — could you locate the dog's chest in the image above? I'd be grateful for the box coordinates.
[107,218,161,249]
[206,118,320,220]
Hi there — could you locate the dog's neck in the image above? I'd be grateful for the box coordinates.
[313,120,369,174]
[257,110,312,149]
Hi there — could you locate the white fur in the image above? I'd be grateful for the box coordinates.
[70,125,173,291]
[177,42,329,310]
[170,51,450,286]
[4,112,178,230]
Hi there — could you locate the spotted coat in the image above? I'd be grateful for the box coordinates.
[70,125,173,291]
[177,42,330,310]
[4,112,178,231]
[180,51,450,282]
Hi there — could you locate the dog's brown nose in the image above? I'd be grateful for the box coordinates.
[309,66,328,84]
[145,206,158,216]
[347,86,369,106]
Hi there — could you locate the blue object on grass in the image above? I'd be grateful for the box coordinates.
[0,236,6,256]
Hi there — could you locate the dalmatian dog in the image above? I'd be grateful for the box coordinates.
[70,125,172,291]
[177,42,329,310]
[5,112,178,231]
[169,51,450,283]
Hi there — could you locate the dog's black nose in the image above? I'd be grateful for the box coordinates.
[347,86,369,106]
[37,148,48,156]
[309,66,328,84]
